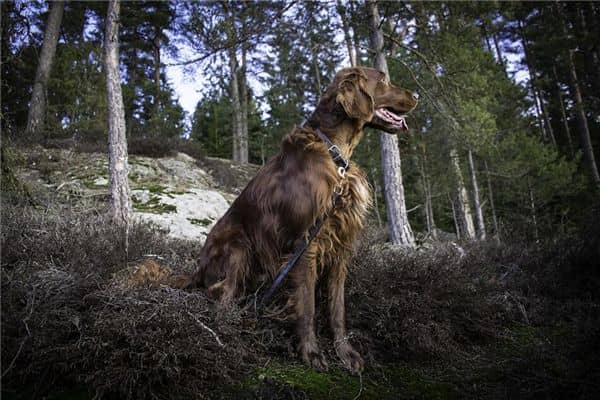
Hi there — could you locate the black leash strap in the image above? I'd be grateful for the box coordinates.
[259,214,328,310]
[259,127,348,311]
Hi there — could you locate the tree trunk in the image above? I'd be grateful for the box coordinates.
[467,149,486,240]
[419,151,436,239]
[450,147,475,240]
[25,0,64,136]
[492,33,507,72]
[519,23,552,144]
[552,65,575,157]
[125,47,138,137]
[371,170,383,228]
[226,2,246,164]
[555,2,600,193]
[336,0,357,67]
[527,178,539,242]
[239,42,249,163]
[567,49,600,193]
[152,34,161,117]
[105,0,132,227]
[310,43,322,97]
[484,160,500,242]
[368,0,415,247]
[449,194,461,240]
[228,47,243,163]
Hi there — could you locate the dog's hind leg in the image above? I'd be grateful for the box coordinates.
[207,241,250,304]
[291,247,329,371]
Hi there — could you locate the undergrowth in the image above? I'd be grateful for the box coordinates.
[2,201,599,399]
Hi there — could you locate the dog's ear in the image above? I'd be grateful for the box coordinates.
[336,68,374,121]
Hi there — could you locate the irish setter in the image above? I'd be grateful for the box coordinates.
[188,67,418,373]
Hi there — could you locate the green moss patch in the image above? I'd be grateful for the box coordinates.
[232,361,458,400]
[188,217,213,226]
[132,195,176,214]
[134,183,169,194]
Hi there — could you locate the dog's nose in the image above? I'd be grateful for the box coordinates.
[412,92,419,101]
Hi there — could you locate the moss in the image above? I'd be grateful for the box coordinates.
[230,361,458,400]
[134,183,168,194]
[133,196,177,214]
[384,365,458,400]
[234,362,362,400]
[82,179,107,189]
[188,217,213,226]
[128,158,152,168]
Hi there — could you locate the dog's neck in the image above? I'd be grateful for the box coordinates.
[306,114,365,160]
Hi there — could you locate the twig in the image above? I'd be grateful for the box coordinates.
[406,204,423,213]
[2,288,35,378]
[353,371,364,400]
[187,311,225,347]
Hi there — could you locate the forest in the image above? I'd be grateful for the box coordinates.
[1,1,599,399]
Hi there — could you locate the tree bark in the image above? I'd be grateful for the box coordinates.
[492,33,507,72]
[552,65,575,157]
[484,160,500,242]
[226,2,247,164]
[368,0,415,247]
[567,49,600,193]
[239,41,249,163]
[336,0,357,67]
[450,147,475,240]
[419,151,436,239]
[152,34,161,117]
[527,177,539,242]
[519,22,554,145]
[105,0,132,226]
[228,47,243,163]
[25,0,64,136]
[555,2,600,193]
[467,149,486,240]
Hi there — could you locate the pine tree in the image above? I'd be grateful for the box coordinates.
[105,0,131,226]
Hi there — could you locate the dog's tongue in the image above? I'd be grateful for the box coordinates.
[375,108,408,131]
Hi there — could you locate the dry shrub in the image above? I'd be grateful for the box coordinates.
[3,202,599,399]
[1,205,259,399]
[127,136,205,160]
[345,229,521,361]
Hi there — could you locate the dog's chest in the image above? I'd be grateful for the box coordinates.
[330,165,372,235]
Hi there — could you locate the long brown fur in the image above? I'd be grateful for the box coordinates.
[188,67,418,373]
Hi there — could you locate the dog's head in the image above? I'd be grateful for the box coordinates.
[334,67,418,134]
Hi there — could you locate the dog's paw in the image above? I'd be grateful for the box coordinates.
[299,341,329,371]
[335,340,364,374]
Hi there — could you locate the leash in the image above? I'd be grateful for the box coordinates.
[258,127,350,311]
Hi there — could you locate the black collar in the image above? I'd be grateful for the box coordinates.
[312,128,350,178]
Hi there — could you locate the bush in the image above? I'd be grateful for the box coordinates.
[1,206,259,399]
[127,136,205,160]
[2,204,599,399]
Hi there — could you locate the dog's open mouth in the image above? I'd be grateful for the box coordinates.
[374,107,408,131]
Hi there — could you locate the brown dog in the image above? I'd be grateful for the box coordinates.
[188,67,418,373]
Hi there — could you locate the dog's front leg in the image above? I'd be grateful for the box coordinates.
[292,250,328,371]
[328,258,364,373]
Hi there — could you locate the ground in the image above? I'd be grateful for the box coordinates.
[2,144,599,400]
